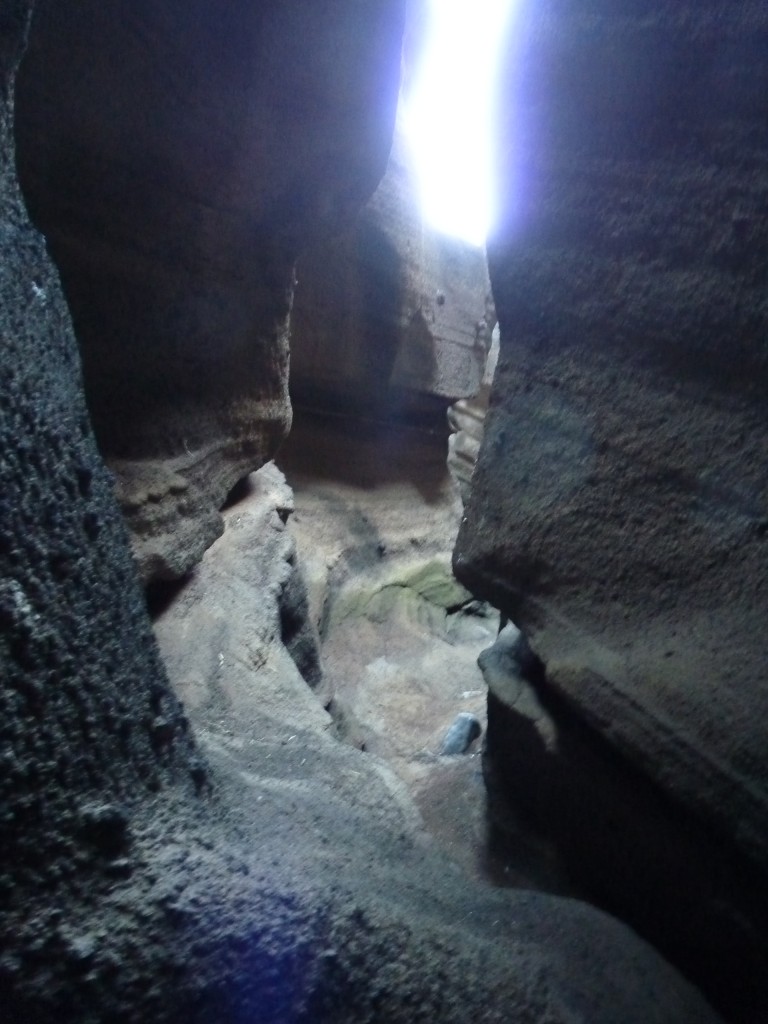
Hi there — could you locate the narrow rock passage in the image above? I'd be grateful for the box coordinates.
[288,482,497,884]
[278,406,572,892]
[141,428,719,1022]
[152,405,572,895]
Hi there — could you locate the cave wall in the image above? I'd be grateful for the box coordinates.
[0,7,730,1021]
[290,125,494,423]
[0,0,200,885]
[454,1,768,1019]
[0,4,212,1014]
[14,0,406,581]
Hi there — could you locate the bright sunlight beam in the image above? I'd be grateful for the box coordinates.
[401,0,516,247]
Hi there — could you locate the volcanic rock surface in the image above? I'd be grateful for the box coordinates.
[291,122,494,422]
[0,0,744,1021]
[454,3,768,1019]
[14,0,406,581]
[148,456,722,1024]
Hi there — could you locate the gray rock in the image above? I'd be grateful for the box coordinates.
[15,0,406,582]
[440,712,482,755]
[0,4,726,1023]
[453,2,768,1017]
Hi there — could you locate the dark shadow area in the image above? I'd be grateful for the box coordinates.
[221,474,257,511]
[278,404,451,506]
[484,644,768,1024]
[145,573,193,621]
[279,549,323,689]
[289,202,444,433]
[354,217,409,405]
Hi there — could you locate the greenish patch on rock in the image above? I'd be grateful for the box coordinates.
[329,557,474,634]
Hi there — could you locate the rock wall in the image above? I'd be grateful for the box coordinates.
[1,4,727,1022]
[454,2,768,1020]
[290,123,493,423]
[0,0,201,887]
[448,326,500,504]
[1,3,210,1014]
[14,0,406,581]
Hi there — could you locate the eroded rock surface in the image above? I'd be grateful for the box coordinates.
[448,325,499,504]
[277,414,499,880]
[152,463,328,745]
[290,122,494,421]
[14,0,406,580]
[0,0,200,885]
[0,3,728,1022]
[149,463,722,1024]
[454,3,768,1020]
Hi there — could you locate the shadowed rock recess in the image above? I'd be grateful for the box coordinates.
[454,2,768,1021]
[14,0,406,582]
[290,123,494,424]
[0,2,749,1023]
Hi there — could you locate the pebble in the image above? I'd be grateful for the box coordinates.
[439,712,482,755]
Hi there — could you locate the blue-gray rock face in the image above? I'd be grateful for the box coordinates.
[440,712,482,755]
[455,3,768,1020]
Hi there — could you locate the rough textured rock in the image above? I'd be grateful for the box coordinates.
[14,0,406,581]
[478,622,768,1024]
[151,467,722,1024]
[290,123,494,421]
[2,6,725,1023]
[448,325,499,504]
[277,406,491,771]
[0,0,200,897]
[454,3,768,1020]
[152,463,328,741]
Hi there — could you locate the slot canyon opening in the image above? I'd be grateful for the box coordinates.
[400,0,518,246]
[268,0,525,886]
[5,2,767,1022]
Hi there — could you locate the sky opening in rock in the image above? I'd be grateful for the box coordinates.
[401,0,517,247]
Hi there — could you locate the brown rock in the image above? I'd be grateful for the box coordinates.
[291,124,494,421]
[14,0,406,580]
